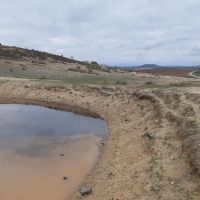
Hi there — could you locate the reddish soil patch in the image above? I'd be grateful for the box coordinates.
[134,68,194,77]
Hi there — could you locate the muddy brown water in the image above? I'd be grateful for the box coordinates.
[0,104,108,200]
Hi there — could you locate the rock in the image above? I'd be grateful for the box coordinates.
[102,142,106,145]
[142,132,154,139]
[141,112,152,122]
[24,85,30,88]
[63,177,68,180]
[143,89,150,93]
[60,154,64,156]
[147,133,154,139]
[79,187,92,196]
[108,172,114,177]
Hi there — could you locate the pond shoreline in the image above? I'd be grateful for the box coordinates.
[0,78,158,199]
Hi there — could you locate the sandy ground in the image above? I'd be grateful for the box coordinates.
[134,69,195,78]
[0,77,200,200]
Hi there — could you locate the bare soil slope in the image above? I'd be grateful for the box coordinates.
[0,77,200,200]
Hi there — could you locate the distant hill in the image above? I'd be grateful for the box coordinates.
[119,64,200,71]
[136,64,200,70]
[137,64,161,69]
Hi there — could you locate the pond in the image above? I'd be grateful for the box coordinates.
[0,104,108,200]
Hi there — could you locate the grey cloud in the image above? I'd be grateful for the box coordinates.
[188,44,200,56]
[138,37,165,50]
[1,0,200,65]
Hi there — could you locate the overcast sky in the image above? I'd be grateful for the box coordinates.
[1,0,200,66]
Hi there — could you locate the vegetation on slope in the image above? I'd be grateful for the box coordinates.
[0,43,85,65]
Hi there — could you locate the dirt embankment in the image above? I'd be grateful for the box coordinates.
[1,78,200,200]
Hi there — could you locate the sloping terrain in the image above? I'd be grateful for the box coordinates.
[0,44,84,64]
[0,45,200,199]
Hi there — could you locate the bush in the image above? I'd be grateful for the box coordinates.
[40,76,46,79]
[145,81,154,85]
[116,80,127,85]
[91,61,99,65]
[21,65,27,70]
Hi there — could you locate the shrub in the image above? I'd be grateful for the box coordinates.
[116,80,127,85]
[145,81,154,85]
[40,76,46,79]
[21,65,27,70]
[91,61,99,65]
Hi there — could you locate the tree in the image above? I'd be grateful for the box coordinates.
[91,61,99,65]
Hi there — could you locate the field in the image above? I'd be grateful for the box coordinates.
[1,45,200,200]
[134,68,194,77]
[193,70,200,77]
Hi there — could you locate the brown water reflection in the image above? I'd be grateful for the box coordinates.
[0,104,108,200]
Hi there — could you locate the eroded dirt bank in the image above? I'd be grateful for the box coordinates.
[0,78,200,200]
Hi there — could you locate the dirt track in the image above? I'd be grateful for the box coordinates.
[1,77,200,200]
[134,68,194,78]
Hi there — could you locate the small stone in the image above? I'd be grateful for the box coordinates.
[148,133,154,139]
[171,156,174,160]
[171,181,174,185]
[108,172,114,177]
[142,132,154,139]
[102,142,106,145]
[63,177,68,180]
[79,187,92,196]
[60,154,64,156]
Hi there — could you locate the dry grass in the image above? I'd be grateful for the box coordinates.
[165,111,200,175]
[145,81,154,85]
[170,81,200,87]
[132,91,163,123]
[153,90,181,106]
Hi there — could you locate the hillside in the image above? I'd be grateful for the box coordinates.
[0,44,84,65]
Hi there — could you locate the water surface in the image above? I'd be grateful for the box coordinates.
[0,104,108,200]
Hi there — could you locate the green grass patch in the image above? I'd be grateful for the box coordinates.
[140,84,173,89]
